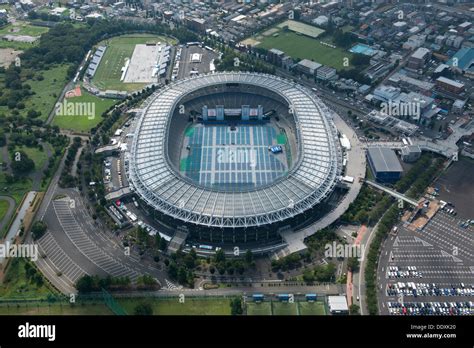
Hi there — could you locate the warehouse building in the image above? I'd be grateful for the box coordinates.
[367,147,403,183]
[328,296,349,315]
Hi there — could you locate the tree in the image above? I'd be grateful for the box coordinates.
[230,298,243,315]
[76,275,95,293]
[215,248,226,263]
[349,304,360,315]
[134,303,153,315]
[347,257,360,272]
[11,151,35,176]
[31,221,47,240]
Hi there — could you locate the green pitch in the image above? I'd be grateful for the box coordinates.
[52,91,117,132]
[92,34,176,92]
[298,301,327,315]
[252,30,353,71]
[246,302,272,315]
[272,302,298,315]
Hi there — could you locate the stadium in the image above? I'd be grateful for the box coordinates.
[128,72,343,245]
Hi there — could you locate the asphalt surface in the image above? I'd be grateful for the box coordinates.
[377,210,474,315]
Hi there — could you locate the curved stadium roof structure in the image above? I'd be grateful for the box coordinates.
[128,72,343,228]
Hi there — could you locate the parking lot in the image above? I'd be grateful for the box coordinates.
[378,210,474,315]
[52,198,141,282]
[434,158,474,219]
[176,44,218,80]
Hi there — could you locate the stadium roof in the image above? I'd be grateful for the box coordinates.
[367,147,403,173]
[128,72,342,228]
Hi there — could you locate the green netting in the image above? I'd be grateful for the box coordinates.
[102,288,127,315]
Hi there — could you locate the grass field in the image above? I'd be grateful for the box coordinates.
[0,259,55,300]
[117,298,232,315]
[15,146,48,170]
[298,301,326,315]
[256,31,352,71]
[245,22,353,71]
[0,199,9,222]
[246,302,272,315]
[92,34,176,92]
[272,302,298,315]
[0,22,49,50]
[0,303,113,315]
[52,89,117,132]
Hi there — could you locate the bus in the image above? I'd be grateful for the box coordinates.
[252,294,264,302]
[199,244,213,250]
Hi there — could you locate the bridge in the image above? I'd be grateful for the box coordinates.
[365,180,419,206]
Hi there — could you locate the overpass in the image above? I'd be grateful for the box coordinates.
[105,187,132,201]
[365,180,418,206]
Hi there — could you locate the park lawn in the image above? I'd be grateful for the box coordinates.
[15,146,48,171]
[0,259,55,300]
[92,34,176,92]
[246,302,272,315]
[0,199,9,221]
[256,31,353,71]
[22,64,70,121]
[0,22,49,37]
[0,303,113,315]
[298,301,326,315]
[0,172,31,205]
[117,298,232,315]
[52,90,117,132]
[272,302,298,315]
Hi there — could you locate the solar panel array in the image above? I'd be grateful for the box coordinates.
[128,72,342,228]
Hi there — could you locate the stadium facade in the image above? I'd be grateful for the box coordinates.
[128,72,343,244]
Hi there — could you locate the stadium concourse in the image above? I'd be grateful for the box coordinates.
[127,72,350,247]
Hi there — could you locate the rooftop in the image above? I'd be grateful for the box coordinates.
[367,147,403,173]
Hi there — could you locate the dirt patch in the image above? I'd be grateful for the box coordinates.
[0,48,23,68]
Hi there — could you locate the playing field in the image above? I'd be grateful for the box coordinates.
[298,301,327,315]
[0,22,49,49]
[92,34,176,92]
[181,124,288,190]
[117,298,232,315]
[52,88,117,132]
[272,302,298,315]
[246,302,272,315]
[256,31,352,71]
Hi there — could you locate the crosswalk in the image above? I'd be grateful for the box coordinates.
[53,198,140,282]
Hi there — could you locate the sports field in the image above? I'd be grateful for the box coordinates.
[298,301,327,315]
[246,302,272,315]
[242,20,353,71]
[0,22,49,49]
[52,88,117,132]
[92,34,176,92]
[117,298,232,315]
[272,302,298,315]
[256,31,352,71]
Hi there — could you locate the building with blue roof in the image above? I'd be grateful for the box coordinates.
[447,47,474,78]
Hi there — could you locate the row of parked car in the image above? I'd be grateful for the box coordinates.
[387,266,422,279]
[388,301,473,315]
[387,282,474,297]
